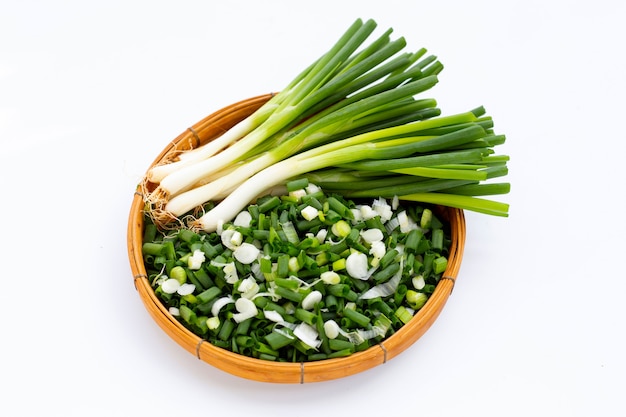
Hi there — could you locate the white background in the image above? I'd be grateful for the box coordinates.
[2,1,625,415]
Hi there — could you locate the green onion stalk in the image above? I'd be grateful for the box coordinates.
[192,114,504,232]
[144,19,442,224]
[142,17,510,231]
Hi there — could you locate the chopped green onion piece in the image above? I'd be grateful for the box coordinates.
[395,306,414,324]
[433,256,448,274]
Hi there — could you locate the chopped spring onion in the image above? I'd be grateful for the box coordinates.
[233,298,258,323]
[142,184,453,362]
[345,251,370,280]
[233,242,260,265]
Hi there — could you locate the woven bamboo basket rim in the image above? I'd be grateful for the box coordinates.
[127,93,466,384]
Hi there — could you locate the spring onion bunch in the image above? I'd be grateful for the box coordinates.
[142,17,510,232]
[142,181,453,362]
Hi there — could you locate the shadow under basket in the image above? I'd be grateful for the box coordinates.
[127,93,467,384]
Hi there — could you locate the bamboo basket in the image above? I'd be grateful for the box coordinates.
[127,93,466,384]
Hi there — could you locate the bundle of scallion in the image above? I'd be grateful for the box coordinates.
[143,18,509,232]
